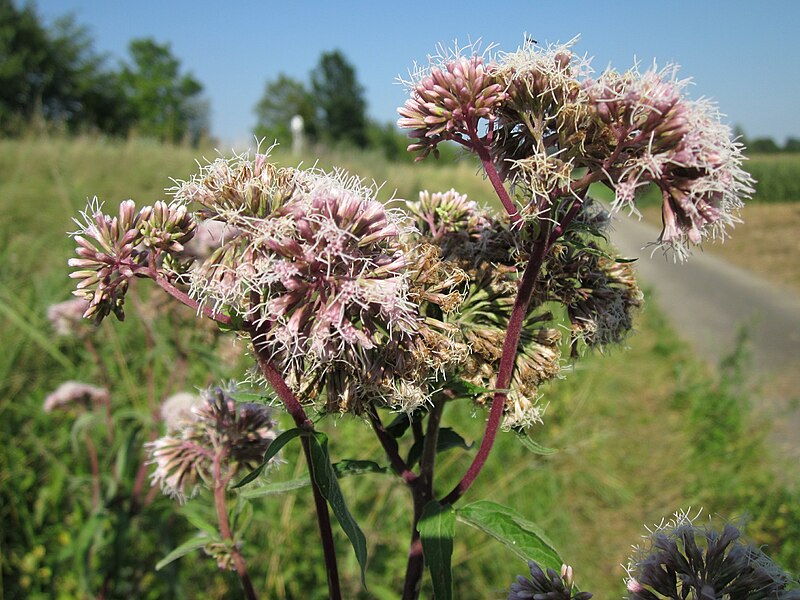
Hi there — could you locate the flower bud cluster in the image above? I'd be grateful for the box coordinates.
[148,387,277,502]
[69,197,197,323]
[399,51,506,160]
[138,201,196,253]
[626,510,800,600]
[69,199,144,322]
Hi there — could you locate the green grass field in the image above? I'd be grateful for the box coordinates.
[1,135,797,599]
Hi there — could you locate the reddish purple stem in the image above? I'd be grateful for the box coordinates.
[440,221,552,505]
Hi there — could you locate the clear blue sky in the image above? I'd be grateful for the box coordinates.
[34,0,800,147]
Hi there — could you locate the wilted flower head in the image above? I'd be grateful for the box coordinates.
[509,561,593,600]
[626,509,800,600]
[148,386,277,501]
[398,42,507,159]
[43,381,110,413]
[47,297,92,337]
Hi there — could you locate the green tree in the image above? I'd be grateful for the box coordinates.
[310,50,368,148]
[119,38,206,144]
[783,137,800,153]
[253,73,317,144]
[0,1,129,134]
[748,137,780,154]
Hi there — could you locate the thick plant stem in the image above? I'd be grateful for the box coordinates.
[212,455,257,600]
[441,222,553,506]
[401,399,446,600]
[301,436,343,600]
[246,307,340,599]
[463,121,522,228]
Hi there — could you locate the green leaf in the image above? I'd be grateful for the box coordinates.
[455,501,561,571]
[514,430,557,456]
[418,500,455,600]
[241,460,389,499]
[448,378,497,397]
[217,311,245,332]
[385,411,421,438]
[232,427,302,488]
[179,503,221,539]
[333,459,388,477]
[114,425,142,482]
[0,289,75,370]
[155,535,210,570]
[407,428,473,468]
[228,390,274,404]
[309,432,368,587]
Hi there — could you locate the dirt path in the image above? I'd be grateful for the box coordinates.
[609,214,800,463]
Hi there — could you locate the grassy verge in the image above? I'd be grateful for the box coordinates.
[1,135,796,599]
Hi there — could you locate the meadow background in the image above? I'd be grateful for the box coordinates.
[1,133,799,599]
[3,0,800,597]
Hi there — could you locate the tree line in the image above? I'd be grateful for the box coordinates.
[1,0,208,144]
[252,50,422,161]
[733,126,800,154]
[1,0,431,158]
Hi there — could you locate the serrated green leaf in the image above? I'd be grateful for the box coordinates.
[233,427,301,488]
[418,500,455,600]
[309,432,368,588]
[514,431,557,456]
[456,501,561,571]
[155,535,210,570]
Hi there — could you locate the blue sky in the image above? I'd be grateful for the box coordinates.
[34,0,800,146]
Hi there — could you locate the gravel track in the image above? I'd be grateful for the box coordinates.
[609,214,800,464]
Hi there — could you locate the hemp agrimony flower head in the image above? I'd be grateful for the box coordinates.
[582,64,754,258]
[178,152,421,411]
[400,37,754,260]
[398,42,507,160]
[509,561,593,600]
[625,509,800,600]
[148,386,277,502]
